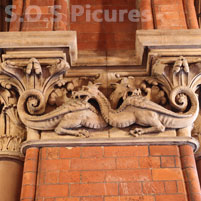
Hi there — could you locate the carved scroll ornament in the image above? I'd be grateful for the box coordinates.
[0,56,200,155]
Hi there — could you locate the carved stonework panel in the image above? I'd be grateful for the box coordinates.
[1,49,201,157]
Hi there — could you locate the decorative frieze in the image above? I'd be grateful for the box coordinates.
[1,52,201,152]
[1,31,201,158]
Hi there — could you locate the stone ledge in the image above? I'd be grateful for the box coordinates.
[21,137,199,155]
[69,29,201,66]
[136,29,201,64]
[1,30,201,67]
[74,50,137,67]
[0,152,24,161]
[0,31,77,64]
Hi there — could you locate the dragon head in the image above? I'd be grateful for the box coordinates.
[123,88,142,100]
[72,82,102,101]
[132,88,142,96]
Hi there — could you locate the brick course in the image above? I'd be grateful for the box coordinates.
[29,145,191,201]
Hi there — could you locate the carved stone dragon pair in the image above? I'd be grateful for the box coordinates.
[14,57,201,138]
[0,56,201,142]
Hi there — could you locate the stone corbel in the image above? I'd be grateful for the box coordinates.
[0,31,77,160]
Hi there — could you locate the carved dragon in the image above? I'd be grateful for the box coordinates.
[75,83,199,136]
[0,58,107,138]
[17,89,107,137]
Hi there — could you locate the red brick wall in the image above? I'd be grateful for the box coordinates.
[183,0,199,29]
[152,0,187,29]
[196,158,201,185]
[21,0,56,31]
[70,0,137,51]
[9,0,138,52]
[8,0,199,53]
[180,145,201,201]
[10,0,69,31]
[20,148,39,200]
[140,0,154,29]
[21,145,189,201]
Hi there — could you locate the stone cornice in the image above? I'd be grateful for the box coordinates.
[0,31,77,65]
[136,29,201,64]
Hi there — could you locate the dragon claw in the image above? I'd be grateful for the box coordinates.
[77,130,90,138]
[55,127,90,138]
[129,128,144,137]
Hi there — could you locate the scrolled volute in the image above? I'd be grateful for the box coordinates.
[18,89,46,115]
